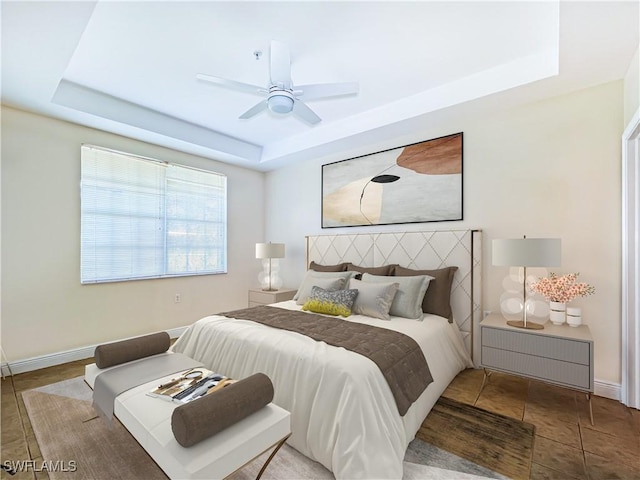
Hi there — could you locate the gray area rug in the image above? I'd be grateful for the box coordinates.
[22,377,505,480]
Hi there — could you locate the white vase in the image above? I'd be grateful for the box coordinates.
[566,307,582,327]
[549,301,566,325]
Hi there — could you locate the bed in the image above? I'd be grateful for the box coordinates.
[172,229,482,480]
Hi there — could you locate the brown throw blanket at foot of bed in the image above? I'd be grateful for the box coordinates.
[220,305,433,415]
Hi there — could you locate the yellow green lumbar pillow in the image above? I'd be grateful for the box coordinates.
[302,286,359,317]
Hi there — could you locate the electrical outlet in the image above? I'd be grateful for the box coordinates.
[174,293,181,303]
[483,310,491,318]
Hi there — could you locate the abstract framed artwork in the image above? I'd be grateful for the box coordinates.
[322,132,463,228]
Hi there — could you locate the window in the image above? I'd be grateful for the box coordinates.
[81,145,227,283]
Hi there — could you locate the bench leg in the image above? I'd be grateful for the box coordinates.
[255,434,291,480]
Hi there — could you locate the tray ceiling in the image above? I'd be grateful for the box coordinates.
[2,1,638,170]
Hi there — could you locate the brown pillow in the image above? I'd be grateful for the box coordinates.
[309,261,349,272]
[171,373,274,447]
[347,264,396,276]
[392,265,458,322]
[94,332,170,369]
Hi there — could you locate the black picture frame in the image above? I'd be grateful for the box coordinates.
[321,132,463,228]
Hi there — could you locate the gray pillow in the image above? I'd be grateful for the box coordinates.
[293,270,356,302]
[308,270,357,281]
[362,273,433,320]
[294,275,345,305]
[348,278,399,320]
[392,265,458,322]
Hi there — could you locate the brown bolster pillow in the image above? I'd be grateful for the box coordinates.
[171,373,274,448]
[94,332,170,369]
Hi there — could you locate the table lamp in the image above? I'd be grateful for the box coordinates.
[492,237,561,329]
[256,242,285,291]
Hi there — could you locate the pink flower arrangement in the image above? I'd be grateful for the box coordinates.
[530,273,595,303]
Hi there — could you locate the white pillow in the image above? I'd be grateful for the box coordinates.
[361,273,433,319]
[348,278,399,320]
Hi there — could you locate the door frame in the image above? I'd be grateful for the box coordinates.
[622,106,640,408]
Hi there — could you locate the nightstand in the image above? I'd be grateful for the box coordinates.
[480,313,594,424]
[248,288,297,307]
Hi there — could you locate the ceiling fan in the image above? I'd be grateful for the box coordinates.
[196,40,359,124]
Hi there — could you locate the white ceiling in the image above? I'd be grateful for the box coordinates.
[2,1,638,171]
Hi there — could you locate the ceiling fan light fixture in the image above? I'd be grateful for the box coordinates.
[267,90,294,114]
[197,41,358,123]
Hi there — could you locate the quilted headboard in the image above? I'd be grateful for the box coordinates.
[306,229,482,363]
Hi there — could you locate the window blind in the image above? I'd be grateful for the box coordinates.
[81,145,227,283]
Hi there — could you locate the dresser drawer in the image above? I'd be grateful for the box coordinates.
[482,327,590,365]
[482,346,592,391]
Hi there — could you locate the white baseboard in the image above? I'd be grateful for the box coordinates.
[2,332,625,404]
[594,379,621,401]
[1,326,189,377]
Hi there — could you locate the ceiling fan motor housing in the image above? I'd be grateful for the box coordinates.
[267,87,295,114]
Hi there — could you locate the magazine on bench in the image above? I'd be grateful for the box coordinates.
[147,367,236,403]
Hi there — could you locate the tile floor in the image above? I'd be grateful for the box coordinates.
[2,362,639,479]
[443,368,640,480]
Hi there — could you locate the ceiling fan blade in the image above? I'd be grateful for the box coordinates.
[196,73,265,96]
[292,100,321,124]
[270,40,292,89]
[239,100,268,119]
[295,82,359,101]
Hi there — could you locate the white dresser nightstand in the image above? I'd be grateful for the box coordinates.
[248,288,297,307]
[480,313,594,424]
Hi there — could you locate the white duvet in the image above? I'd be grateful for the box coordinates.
[172,301,472,480]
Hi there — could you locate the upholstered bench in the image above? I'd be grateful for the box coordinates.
[85,333,291,480]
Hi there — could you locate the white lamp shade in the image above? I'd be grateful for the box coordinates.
[492,238,561,267]
[255,243,285,259]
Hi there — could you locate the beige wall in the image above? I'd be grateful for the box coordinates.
[624,44,639,125]
[1,80,626,385]
[266,81,623,385]
[1,106,265,362]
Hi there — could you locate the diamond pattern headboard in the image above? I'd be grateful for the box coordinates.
[306,229,482,362]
